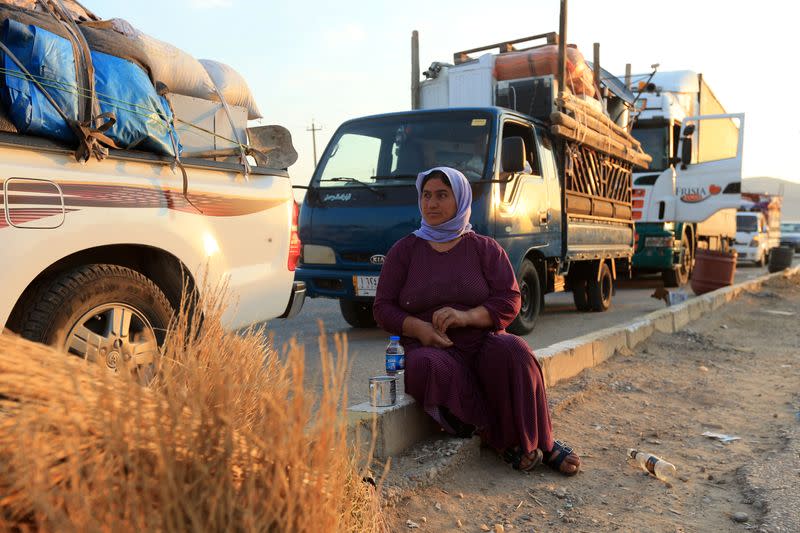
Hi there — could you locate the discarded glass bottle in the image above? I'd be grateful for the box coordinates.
[385,336,405,376]
[627,449,676,482]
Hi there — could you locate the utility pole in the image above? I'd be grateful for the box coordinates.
[411,30,420,109]
[307,119,322,166]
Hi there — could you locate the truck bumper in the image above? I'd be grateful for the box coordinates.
[279,281,307,319]
[733,245,761,263]
[633,246,676,271]
[294,266,377,300]
[632,223,681,272]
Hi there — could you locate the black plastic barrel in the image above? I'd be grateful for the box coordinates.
[768,246,793,273]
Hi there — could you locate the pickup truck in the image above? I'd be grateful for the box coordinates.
[0,5,304,376]
[0,131,306,371]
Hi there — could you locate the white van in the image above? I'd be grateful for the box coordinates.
[734,211,777,266]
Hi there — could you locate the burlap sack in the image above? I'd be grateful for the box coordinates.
[200,59,263,120]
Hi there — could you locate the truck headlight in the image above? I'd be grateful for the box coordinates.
[303,244,336,264]
[748,238,759,247]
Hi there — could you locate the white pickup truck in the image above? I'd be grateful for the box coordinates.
[1,132,305,374]
[0,3,304,376]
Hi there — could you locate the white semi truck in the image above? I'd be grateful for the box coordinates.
[624,70,744,286]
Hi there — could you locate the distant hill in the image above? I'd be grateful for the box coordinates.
[743,177,800,221]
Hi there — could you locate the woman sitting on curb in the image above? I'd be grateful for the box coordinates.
[373,166,580,475]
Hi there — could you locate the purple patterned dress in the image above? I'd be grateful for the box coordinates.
[373,232,554,455]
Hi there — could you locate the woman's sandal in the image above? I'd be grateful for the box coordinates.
[543,440,580,476]
[502,447,543,472]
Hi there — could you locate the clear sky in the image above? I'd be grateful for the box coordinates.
[81,0,799,187]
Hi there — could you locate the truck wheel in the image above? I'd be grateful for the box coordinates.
[587,263,613,312]
[508,259,542,335]
[570,273,591,312]
[339,300,377,328]
[768,246,793,273]
[662,233,692,287]
[756,250,766,268]
[19,264,174,383]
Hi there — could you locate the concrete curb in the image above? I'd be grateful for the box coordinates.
[347,266,800,459]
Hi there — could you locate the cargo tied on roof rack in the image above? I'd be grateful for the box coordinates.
[0,0,276,168]
[1,18,179,157]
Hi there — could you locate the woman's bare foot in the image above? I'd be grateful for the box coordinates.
[543,440,581,476]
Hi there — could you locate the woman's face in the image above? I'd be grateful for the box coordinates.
[421,177,457,226]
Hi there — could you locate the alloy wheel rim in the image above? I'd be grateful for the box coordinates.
[64,303,159,377]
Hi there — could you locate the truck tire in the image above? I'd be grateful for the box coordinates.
[19,264,174,382]
[662,233,692,287]
[756,249,767,268]
[768,246,793,273]
[587,263,613,312]
[339,299,377,328]
[508,259,542,335]
[571,275,591,312]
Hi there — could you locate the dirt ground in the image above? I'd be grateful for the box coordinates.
[385,274,800,532]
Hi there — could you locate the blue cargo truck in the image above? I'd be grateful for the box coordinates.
[296,35,651,333]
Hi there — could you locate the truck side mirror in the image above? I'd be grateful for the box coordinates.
[501,136,525,175]
[680,137,693,170]
[682,124,696,137]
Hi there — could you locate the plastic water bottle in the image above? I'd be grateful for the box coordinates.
[628,449,677,482]
[385,336,405,376]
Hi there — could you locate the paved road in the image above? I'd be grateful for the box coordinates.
[263,259,796,405]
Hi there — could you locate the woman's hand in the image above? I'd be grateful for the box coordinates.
[402,317,454,348]
[432,307,470,333]
[418,323,454,348]
[433,306,493,332]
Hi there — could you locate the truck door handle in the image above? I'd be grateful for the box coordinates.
[539,211,548,224]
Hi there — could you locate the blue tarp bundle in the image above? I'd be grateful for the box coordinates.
[1,19,179,157]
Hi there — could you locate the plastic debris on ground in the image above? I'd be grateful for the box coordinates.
[701,431,741,444]
[650,287,689,307]
[760,309,796,316]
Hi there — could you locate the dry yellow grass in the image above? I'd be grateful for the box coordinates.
[0,284,385,532]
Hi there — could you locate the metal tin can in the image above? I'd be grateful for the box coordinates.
[369,375,397,407]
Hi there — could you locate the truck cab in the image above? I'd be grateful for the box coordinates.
[297,107,552,329]
[626,71,744,286]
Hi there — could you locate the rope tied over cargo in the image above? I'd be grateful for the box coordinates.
[27,0,123,161]
[209,85,251,179]
[0,65,256,155]
[1,1,273,176]
[0,39,119,161]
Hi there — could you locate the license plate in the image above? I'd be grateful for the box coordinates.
[354,275,379,297]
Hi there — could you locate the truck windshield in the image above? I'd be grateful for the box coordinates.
[736,215,758,232]
[781,223,800,232]
[313,111,493,188]
[631,125,669,172]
